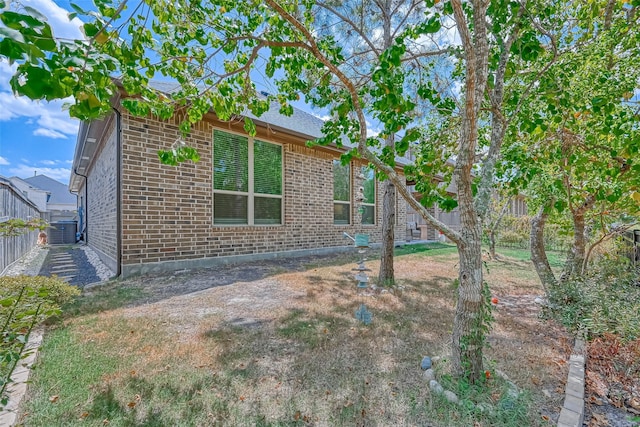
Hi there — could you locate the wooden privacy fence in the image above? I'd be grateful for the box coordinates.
[621,230,640,268]
[0,178,42,274]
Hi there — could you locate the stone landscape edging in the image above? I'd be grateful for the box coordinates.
[557,338,586,427]
[0,328,43,427]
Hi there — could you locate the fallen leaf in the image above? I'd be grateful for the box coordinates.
[127,401,137,408]
[80,412,89,419]
[102,419,109,425]
[589,412,607,427]
[293,411,301,421]
[239,396,245,401]
[49,395,59,403]
[531,376,541,385]
[541,415,550,422]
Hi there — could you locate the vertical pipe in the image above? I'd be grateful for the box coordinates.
[112,107,122,277]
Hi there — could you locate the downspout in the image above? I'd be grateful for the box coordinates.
[68,187,82,241]
[112,107,123,277]
[73,168,88,244]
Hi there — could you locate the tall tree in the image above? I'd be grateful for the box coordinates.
[502,0,640,287]
[0,0,581,383]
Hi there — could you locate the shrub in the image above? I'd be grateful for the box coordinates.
[0,275,79,407]
[545,258,640,341]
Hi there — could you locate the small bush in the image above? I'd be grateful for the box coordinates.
[546,259,640,341]
[1,275,79,407]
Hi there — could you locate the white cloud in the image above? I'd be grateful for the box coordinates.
[0,1,84,142]
[9,164,71,184]
[0,61,16,92]
[21,0,85,40]
[0,156,9,165]
[312,113,331,122]
[0,91,79,139]
[39,159,59,165]
[34,128,68,139]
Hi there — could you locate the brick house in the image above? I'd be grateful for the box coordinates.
[69,84,407,278]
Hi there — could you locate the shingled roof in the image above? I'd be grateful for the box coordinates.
[146,81,325,140]
[22,174,76,205]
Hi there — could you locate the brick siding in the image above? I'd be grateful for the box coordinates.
[82,116,118,272]
[94,109,406,276]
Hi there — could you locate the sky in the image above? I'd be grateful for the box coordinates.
[0,0,425,186]
[0,0,85,184]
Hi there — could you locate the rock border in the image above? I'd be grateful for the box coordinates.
[0,328,43,427]
[557,339,586,427]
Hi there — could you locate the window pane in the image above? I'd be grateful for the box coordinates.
[334,203,350,225]
[255,196,282,224]
[254,140,282,195]
[333,160,350,202]
[214,193,248,224]
[362,167,375,204]
[361,205,375,225]
[214,130,248,192]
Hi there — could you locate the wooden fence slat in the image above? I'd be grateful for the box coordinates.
[0,182,42,274]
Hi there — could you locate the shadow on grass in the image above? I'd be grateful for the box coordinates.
[30,261,551,426]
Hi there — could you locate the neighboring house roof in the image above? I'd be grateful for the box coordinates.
[22,175,76,205]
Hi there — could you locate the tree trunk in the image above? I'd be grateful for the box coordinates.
[487,197,511,260]
[449,0,490,384]
[530,205,556,295]
[377,0,395,287]
[572,212,587,275]
[488,229,497,260]
[452,220,485,382]
[562,211,587,280]
[378,179,395,286]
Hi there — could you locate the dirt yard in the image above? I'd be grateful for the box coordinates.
[23,247,574,426]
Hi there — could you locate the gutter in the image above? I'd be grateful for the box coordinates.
[73,168,88,244]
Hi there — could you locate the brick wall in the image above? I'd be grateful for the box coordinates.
[118,110,407,276]
[84,116,118,272]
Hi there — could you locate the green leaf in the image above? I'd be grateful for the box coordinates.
[82,23,100,38]
[22,6,48,21]
[243,117,256,136]
[554,200,567,212]
[0,26,25,44]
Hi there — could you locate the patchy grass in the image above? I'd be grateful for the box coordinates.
[394,241,458,257]
[63,281,147,317]
[493,246,566,269]
[21,250,570,426]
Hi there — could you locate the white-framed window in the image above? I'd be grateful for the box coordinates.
[213,129,283,225]
[361,166,376,225]
[333,160,350,225]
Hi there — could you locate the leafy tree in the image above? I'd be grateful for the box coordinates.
[502,0,640,289]
[4,0,631,384]
[0,218,47,237]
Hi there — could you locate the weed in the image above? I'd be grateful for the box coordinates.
[545,258,640,340]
